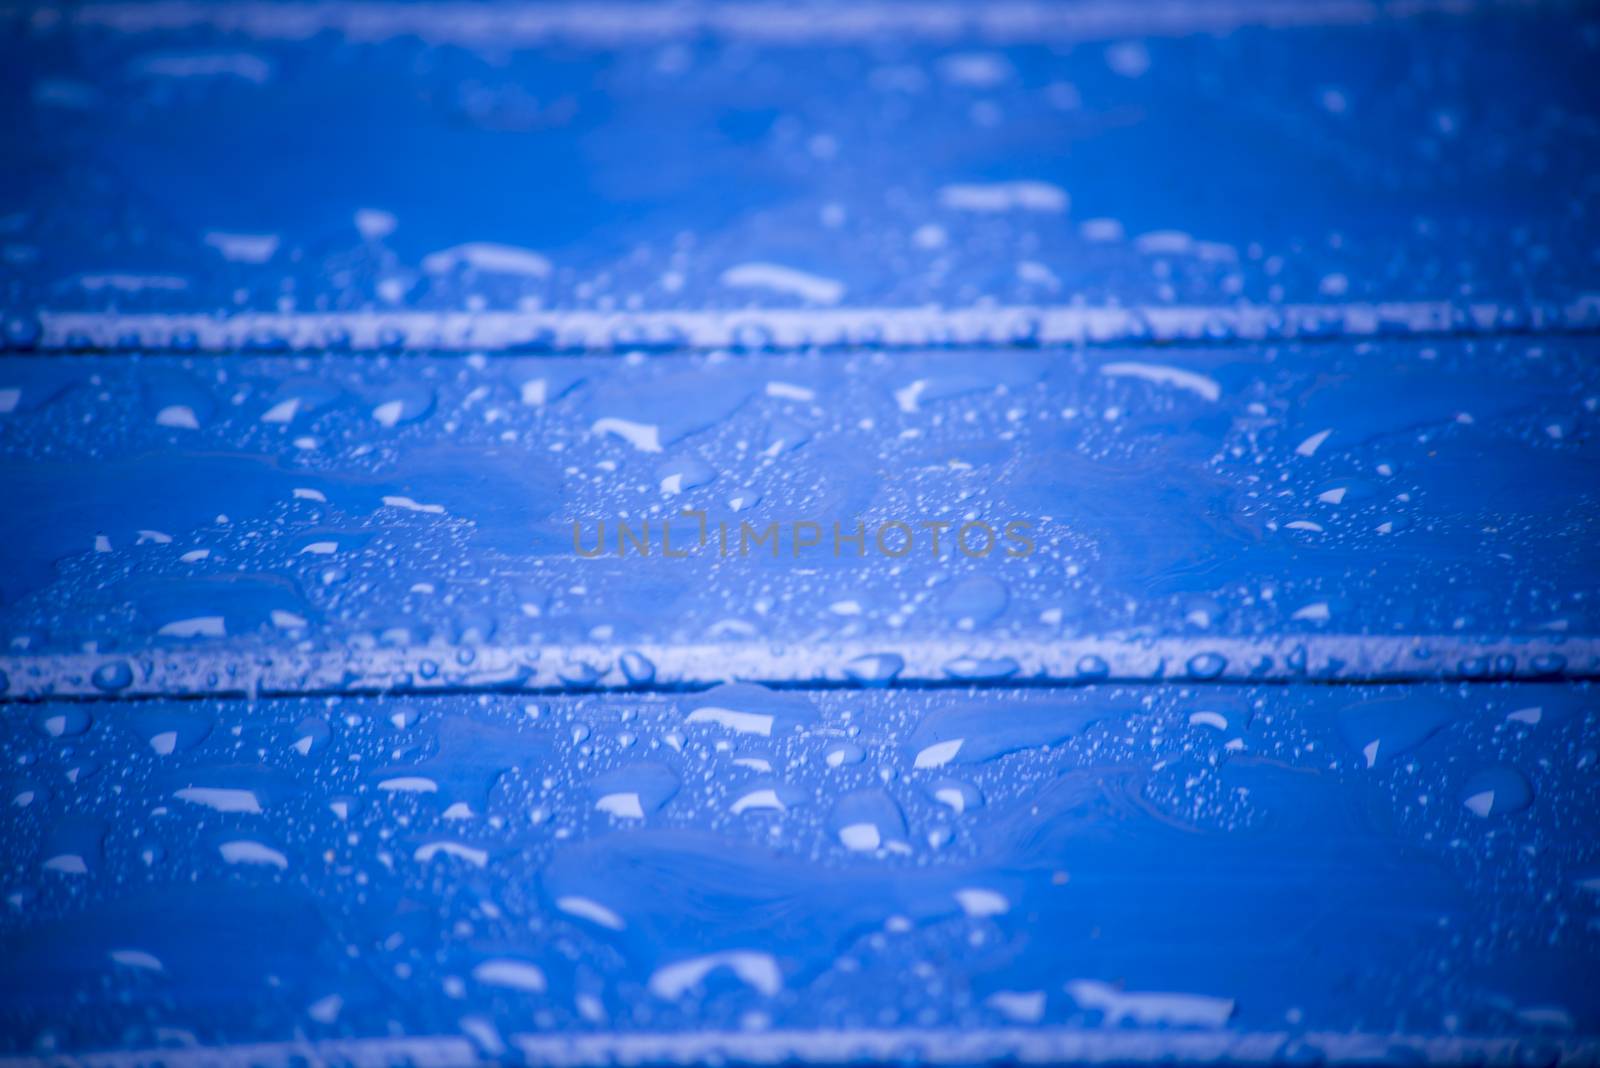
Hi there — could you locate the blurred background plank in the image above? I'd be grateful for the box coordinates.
[1,0,1596,343]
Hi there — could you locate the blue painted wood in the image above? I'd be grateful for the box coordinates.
[1,683,1596,1062]
[1,1,1596,340]
[2,2,1598,1063]
[1,338,1596,697]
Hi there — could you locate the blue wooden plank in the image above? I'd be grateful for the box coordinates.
[1,1,1596,346]
[0,338,1596,698]
[0,682,1595,1061]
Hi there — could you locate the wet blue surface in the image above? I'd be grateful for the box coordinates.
[1,339,1596,694]
[1,3,1597,327]
[2,0,1599,1063]
[2,684,1598,1061]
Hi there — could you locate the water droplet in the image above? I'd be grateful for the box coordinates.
[843,653,903,686]
[34,708,92,738]
[828,789,907,853]
[1460,767,1534,818]
[619,651,656,685]
[1338,697,1454,769]
[90,660,133,693]
[942,656,1019,681]
[1075,654,1110,680]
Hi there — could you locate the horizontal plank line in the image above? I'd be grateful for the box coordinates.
[2,1027,1594,1068]
[19,0,1564,47]
[0,671,1579,709]
[14,297,1600,355]
[1,634,1591,702]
